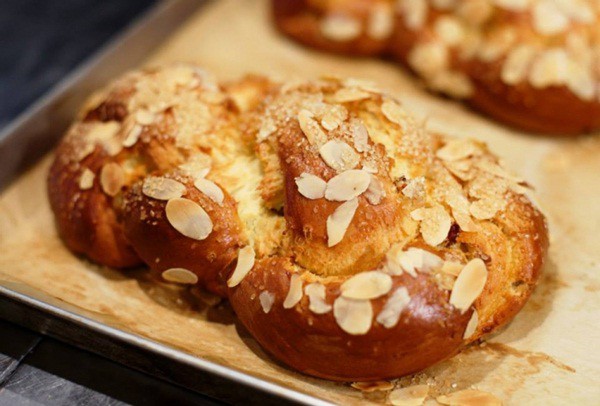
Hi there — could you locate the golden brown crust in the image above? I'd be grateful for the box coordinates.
[228,257,471,381]
[272,0,600,135]
[48,64,548,381]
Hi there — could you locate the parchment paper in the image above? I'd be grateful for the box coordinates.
[1,0,599,404]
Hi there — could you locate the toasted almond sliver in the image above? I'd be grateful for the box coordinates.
[351,381,394,392]
[333,296,373,335]
[402,177,425,199]
[283,274,303,309]
[365,174,385,205]
[298,109,327,145]
[381,100,406,126]
[332,87,371,103]
[319,140,360,172]
[165,198,213,240]
[470,197,505,220]
[437,389,501,406]
[341,271,392,300]
[161,268,198,285]
[135,109,155,125]
[419,205,453,247]
[325,170,371,202]
[100,162,125,197]
[436,139,480,161]
[227,246,256,287]
[194,178,224,206]
[463,310,479,339]
[142,177,186,200]
[321,105,347,131]
[441,261,464,277]
[352,122,369,152]
[386,246,443,277]
[367,3,394,40]
[259,291,275,314]
[79,168,95,190]
[122,124,142,147]
[258,117,276,141]
[178,154,211,178]
[389,384,429,406]
[320,14,361,42]
[327,198,359,247]
[449,258,488,313]
[295,173,327,199]
[305,282,332,314]
[376,287,411,328]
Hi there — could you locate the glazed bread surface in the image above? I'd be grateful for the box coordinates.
[273,0,600,134]
[48,64,548,381]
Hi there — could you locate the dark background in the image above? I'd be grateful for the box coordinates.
[0,1,222,404]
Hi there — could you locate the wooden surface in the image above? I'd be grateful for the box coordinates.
[0,320,222,406]
[1,0,599,404]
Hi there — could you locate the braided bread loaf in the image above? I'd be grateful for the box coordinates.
[48,64,547,381]
[273,0,600,134]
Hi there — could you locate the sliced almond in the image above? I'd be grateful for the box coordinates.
[532,1,569,35]
[352,122,369,152]
[122,124,142,147]
[341,271,392,300]
[259,291,275,314]
[441,261,464,277]
[437,389,501,406]
[419,205,453,246]
[332,87,371,103]
[135,109,155,125]
[79,168,95,190]
[365,174,385,205]
[304,283,332,314]
[295,173,327,199]
[100,162,125,197]
[463,310,478,339]
[389,384,429,406]
[367,4,394,40]
[325,170,370,201]
[298,109,327,145]
[333,296,373,335]
[386,246,443,277]
[161,268,198,285]
[351,381,394,392]
[321,105,348,131]
[142,177,186,200]
[476,160,523,183]
[227,246,256,287]
[319,140,360,172]
[470,198,505,220]
[165,198,213,240]
[399,0,428,30]
[408,42,449,76]
[501,45,536,85]
[283,274,303,309]
[449,258,487,313]
[258,117,276,141]
[178,154,211,179]
[435,16,464,46]
[381,100,407,126]
[376,287,411,328]
[327,198,359,247]
[320,14,361,42]
[194,178,224,206]
[402,177,425,199]
[437,139,480,161]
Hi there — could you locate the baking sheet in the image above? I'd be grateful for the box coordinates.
[1,0,599,404]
